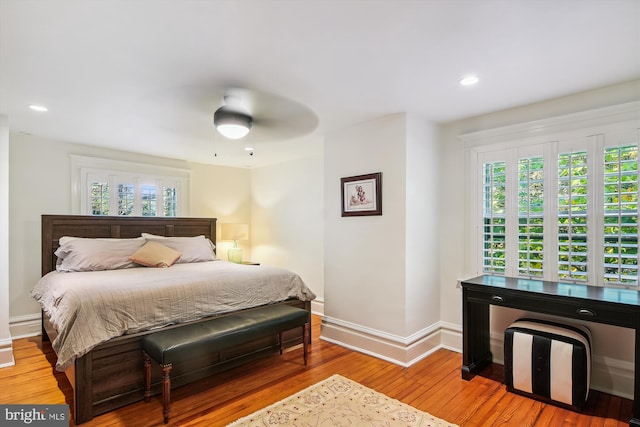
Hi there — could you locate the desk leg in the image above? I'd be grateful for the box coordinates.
[462,290,492,380]
[631,326,640,426]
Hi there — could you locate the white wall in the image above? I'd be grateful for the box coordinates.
[438,79,640,398]
[322,112,443,365]
[10,133,74,321]
[324,113,408,335]
[8,132,251,329]
[0,115,13,367]
[437,121,468,348]
[405,114,440,333]
[251,155,325,309]
[189,162,252,260]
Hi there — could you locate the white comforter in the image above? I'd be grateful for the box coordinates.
[31,261,316,371]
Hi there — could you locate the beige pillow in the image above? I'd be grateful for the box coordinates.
[129,241,181,268]
[141,233,216,263]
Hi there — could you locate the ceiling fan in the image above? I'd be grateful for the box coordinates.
[211,88,318,142]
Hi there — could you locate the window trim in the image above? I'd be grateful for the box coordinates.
[70,155,190,216]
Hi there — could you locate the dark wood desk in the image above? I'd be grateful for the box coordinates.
[461,275,640,427]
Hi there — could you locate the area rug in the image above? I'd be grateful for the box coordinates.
[227,374,458,426]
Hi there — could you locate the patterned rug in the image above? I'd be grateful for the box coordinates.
[227,374,458,426]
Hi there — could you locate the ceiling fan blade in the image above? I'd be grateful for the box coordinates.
[145,83,318,143]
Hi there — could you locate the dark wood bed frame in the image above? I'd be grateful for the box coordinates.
[40,214,310,424]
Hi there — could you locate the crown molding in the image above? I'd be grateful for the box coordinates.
[460,101,640,148]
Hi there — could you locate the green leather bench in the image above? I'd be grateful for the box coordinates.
[141,304,310,424]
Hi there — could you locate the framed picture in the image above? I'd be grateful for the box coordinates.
[341,172,382,217]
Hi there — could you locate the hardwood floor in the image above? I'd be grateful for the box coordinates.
[0,315,632,426]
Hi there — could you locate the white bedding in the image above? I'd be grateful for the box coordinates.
[31,260,316,371]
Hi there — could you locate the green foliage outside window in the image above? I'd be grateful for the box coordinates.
[483,162,506,274]
[91,182,109,215]
[603,145,638,285]
[518,157,544,277]
[482,144,639,287]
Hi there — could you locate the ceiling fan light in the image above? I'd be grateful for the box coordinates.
[216,124,251,139]
[214,109,252,139]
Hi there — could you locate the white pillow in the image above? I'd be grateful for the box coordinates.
[141,233,216,263]
[55,236,146,272]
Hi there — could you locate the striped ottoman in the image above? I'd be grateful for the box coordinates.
[504,318,592,411]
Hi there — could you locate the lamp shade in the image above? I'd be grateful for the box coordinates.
[221,223,249,241]
[214,109,252,139]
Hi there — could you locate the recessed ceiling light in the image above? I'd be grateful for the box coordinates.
[459,75,479,86]
[244,147,254,151]
[29,105,48,112]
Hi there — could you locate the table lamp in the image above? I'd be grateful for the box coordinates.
[221,223,249,263]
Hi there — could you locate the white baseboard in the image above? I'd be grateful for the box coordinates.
[0,337,14,368]
[439,320,462,352]
[9,313,41,339]
[310,299,324,317]
[320,316,451,367]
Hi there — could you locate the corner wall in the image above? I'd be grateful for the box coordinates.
[322,113,442,365]
[251,155,325,314]
[405,114,440,334]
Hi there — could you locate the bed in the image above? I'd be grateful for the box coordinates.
[33,214,315,424]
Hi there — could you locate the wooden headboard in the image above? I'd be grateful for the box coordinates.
[41,215,217,276]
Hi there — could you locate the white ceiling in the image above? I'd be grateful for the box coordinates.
[1,0,639,168]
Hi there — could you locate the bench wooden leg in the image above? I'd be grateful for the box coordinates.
[143,352,152,401]
[278,324,309,365]
[303,323,309,366]
[161,364,172,424]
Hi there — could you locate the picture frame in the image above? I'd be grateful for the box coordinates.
[341,172,382,217]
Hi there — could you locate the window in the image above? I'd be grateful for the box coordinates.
[603,145,638,285]
[117,183,135,216]
[475,138,638,288]
[483,162,506,274]
[518,157,544,277]
[164,187,178,217]
[465,103,639,288]
[72,155,190,217]
[91,181,109,215]
[480,145,638,287]
[557,151,588,281]
[140,185,156,216]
